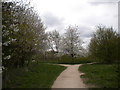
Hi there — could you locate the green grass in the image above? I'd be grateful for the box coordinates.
[3,63,66,88]
[79,63,119,88]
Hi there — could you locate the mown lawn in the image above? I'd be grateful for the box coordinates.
[3,63,66,88]
[79,63,119,88]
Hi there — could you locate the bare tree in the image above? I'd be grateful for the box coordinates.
[62,26,83,59]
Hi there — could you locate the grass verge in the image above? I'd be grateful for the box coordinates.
[79,63,119,88]
[3,63,66,88]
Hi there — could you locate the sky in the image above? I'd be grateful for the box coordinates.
[31,0,118,49]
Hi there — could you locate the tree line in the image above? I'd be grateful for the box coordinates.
[2,0,120,70]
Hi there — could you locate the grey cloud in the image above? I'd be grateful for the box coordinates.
[89,0,119,2]
[89,2,116,6]
[42,12,66,34]
[81,14,117,30]
[42,12,64,27]
[114,14,118,18]
[89,0,118,6]
[78,26,93,38]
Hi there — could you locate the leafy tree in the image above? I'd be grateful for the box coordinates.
[89,25,119,63]
[2,1,46,68]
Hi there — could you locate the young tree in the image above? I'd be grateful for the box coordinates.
[89,25,118,63]
[62,26,83,59]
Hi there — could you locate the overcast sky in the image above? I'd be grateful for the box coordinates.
[31,0,118,49]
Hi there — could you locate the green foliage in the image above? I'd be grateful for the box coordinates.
[58,56,92,64]
[79,64,119,88]
[2,1,46,68]
[2,63,66,88]
[40,55,93,64]
[89,25,119,63]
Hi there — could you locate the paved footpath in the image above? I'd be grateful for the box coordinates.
[52,64,88,88]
